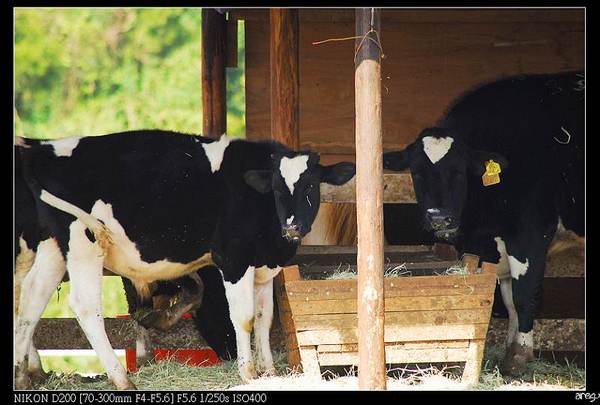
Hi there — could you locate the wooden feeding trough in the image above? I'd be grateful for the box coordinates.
[275,249,498,385]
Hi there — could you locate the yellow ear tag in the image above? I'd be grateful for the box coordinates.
[482,159,501,187]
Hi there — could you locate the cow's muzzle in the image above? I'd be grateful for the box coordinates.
[426,209,457,231]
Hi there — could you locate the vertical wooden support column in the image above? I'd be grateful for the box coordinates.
[201,8,227,138]
[270,8,300,149]
[355,8,386,390]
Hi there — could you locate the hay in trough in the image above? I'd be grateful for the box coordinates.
[324,261,470,280]
[34,345,584,391]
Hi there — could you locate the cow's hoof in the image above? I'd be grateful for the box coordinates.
[28,368,50,385]
[122,381,138,390]
[114,378,137,390]
[15,363,33,390]
[136,353,156,369]
[501,342,534,377]
[239,363,258,384]
[15,374,33,390]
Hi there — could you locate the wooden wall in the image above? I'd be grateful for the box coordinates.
[239,9,584,163]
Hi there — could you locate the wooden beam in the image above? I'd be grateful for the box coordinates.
[33,317,585,353]
[320,173,415,203]
[34,318,208,350]
[355,8,386,390]
[270,8,300,149]
[226,15,238,68]
[231,9,584,23]
[201,8,227,138]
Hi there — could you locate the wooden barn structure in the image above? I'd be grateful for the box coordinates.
[33,7,584,390]
[200,7,584,388]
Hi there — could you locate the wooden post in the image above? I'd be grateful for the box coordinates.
[355,8,386,390]
[226,15,238,68]
[201,8,227,138]
[270,8,300,149]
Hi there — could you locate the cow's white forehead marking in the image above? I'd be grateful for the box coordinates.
[422,136,454,164]
[279,155,309,194]
[41,137,81,157]
[286,215,295,225]
[202,134,234,173]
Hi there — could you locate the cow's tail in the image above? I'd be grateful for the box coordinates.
[17,142,115,250]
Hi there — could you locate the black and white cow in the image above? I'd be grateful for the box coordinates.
[14,146,52,385]
[15,130,355,389]
[383,71,584,375]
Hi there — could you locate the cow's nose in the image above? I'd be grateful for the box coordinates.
[426,209,454,231]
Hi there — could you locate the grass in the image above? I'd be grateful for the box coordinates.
[34,345,585,391]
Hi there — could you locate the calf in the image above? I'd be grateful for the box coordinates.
[15,130,355,389]
[383,72,584,375]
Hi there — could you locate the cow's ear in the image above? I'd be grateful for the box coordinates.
[383,145,414,171]
[467,149,509,176]
[244,170,273,193]
[319,162,356,185]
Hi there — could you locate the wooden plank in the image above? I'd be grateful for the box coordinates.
[33,317,585,353]
[462,340,486,385]
[434,243,459,261]
[299,346,321,377]
[480,261,498,275]
[320,173,416,203]
[201,9,227,138]
[274,266,300,355]
[233,9,584,23]
[270,8,299,149]
[318,346,470,366]
[293,308,492,331]
[296,323,490,346]
[295,244,433,255]
[284,273,497,301]
[288,294,493,316]
[285,282,495,302]
[226,15,238,68]
[246,17,583,153]
[461,254,480,274]
[34,318,208,350]
[280,265,301,282]
[486,318,585,352]
[318,340,470,353]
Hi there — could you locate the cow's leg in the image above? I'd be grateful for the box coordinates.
[493,237,519,348]
[223,266,256,383]
[66,220,135,390]
[14,238,65,390]
[14,236,50,383]
[499,278,519,347]
[502,230,552,376]
[27,343,49,383]
[254,274,275,376]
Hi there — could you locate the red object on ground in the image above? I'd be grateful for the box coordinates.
[117,314,221,372]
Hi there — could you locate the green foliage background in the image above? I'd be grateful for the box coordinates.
[15,8,246,139]
[15,7,246,375]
